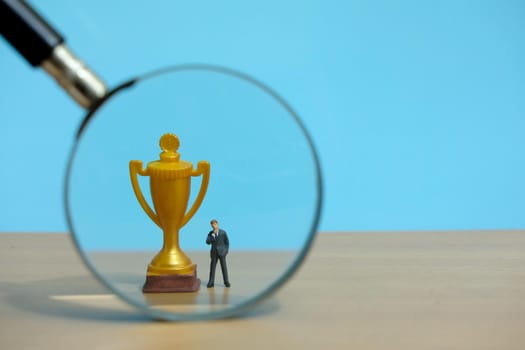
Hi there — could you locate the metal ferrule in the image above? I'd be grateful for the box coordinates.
[41,44,107,109]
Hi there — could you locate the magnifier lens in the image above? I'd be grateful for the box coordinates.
[66,66,322,320]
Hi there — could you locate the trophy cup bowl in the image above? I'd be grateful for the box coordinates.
[130,133,210,293]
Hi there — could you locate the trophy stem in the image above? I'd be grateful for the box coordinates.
[146,228,195,274]
[162,228,181,252]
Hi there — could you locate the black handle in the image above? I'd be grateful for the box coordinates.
[0,0,64,66]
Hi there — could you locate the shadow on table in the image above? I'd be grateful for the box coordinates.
[0,276,280,323]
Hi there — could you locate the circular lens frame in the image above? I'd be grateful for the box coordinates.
[64,64,323,321]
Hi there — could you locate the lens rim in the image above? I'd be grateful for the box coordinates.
[64,64,323,321]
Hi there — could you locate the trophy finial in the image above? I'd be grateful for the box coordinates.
[159,133,180,162]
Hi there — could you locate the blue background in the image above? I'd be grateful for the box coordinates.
[1,0,524,233]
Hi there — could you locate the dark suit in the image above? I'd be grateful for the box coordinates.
[206,229,230,286]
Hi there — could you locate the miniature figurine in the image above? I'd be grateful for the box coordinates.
[129,133,210,293]
[206,219,231,288]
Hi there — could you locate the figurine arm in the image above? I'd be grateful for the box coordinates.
[224,232,229,254]
[206,233,215,245]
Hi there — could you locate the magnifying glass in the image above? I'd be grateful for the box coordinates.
[1,0,323,321]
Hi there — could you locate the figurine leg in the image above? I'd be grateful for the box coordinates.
[208,255,218,287]
[219,255,230,287]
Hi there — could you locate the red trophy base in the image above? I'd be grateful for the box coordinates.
[142,268,200,293]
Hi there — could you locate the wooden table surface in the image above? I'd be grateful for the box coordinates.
[1,231,524,350]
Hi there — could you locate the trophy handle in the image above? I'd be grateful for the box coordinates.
[180,161,210,228]
[129,160,161,228]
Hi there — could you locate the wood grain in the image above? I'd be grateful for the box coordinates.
[1,231,524,349]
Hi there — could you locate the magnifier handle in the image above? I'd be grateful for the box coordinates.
[0,0,106,109]
[129,160,162,228]
[0,0,62,66]
[180,161,210,228]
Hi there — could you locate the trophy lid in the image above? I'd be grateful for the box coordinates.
[146,133,193,178]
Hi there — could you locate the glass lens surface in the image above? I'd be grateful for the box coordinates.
[65,65,322,320]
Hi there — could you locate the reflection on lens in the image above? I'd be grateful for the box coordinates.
[65,65,322,320]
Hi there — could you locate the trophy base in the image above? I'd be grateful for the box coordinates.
[142,268,200,293]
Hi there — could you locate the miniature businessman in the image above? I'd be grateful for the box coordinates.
[206,219,230,288]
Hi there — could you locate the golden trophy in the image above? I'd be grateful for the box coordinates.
[129,133,210,292]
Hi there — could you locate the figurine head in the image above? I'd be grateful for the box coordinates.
[210,219,219,231]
